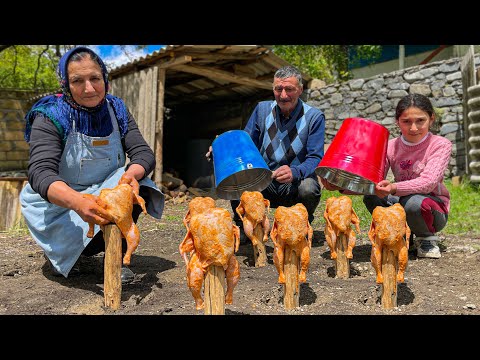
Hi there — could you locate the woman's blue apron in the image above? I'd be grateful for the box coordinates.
[20,102,164,277]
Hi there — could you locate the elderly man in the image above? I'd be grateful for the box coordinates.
[231,65,325,241]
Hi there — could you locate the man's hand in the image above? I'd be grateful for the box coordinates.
[205,145,213,162]
[271,165,293,183]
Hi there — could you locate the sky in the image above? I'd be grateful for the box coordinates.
[91,45,165,68]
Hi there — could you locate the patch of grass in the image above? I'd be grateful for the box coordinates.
[162,214,183,222]
[3,221,30,236]
[442,179,480,236]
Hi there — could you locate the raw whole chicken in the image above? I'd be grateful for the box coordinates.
[83,183,146,265]
[270,203,313,284]
[179,196,216,265]
[323,196,360,260]
[368,203,411,284]
[235,191,270,245]
[180,207,240,310]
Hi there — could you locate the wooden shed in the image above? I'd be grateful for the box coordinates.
[108,45,311,187]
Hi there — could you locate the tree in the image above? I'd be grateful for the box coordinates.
[0,45,148,91]
[0,45,74,91]
[271,45,382,83]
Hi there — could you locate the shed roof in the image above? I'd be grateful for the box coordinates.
[109,45,311,106]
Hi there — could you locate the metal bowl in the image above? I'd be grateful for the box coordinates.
[316,166,376,195]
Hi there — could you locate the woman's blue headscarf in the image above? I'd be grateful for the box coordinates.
[24,46,129,143]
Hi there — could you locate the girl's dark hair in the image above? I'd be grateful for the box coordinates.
[395,93,435,119]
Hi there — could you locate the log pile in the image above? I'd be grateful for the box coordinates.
[161,171,217,203]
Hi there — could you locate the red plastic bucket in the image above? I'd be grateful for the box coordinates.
[315,117,389,195]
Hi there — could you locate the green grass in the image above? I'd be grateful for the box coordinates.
[442,179,480,235]
[162,214,183,222]
[313,178,480,238]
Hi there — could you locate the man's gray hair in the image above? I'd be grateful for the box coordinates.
[274,66,303,88]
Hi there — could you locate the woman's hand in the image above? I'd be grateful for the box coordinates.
[75,195,111,226]
[118,171,140,195]
[47,180,110,225]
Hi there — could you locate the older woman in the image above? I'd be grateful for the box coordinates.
[20,46,164,284]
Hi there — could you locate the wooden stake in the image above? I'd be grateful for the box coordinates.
[252,224,267,267]
[103,224,123,310]
[381,247,398,309]
[204,265,225,315]
[283,246,299,310]
[335,233,350,279]
[0,178,27,231]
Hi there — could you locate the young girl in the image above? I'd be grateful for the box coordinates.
[322,93,452,258]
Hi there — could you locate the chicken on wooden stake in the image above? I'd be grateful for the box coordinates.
[323,196,360,260]
[270,203,313,284]
[235,191,270,245]
[368,203,411,283]
[83,181,146,265]
[179,197,216,265]
[181,207,240,310]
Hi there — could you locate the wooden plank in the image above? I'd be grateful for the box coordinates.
[103,224,123,310]
[283,246,299,310]
[154,68,165,185]
[252,224,267,267]
[178,52,253,61]
[335,233,350,279]
[157,55,192,69]
[0,179,27,231]
[138,70,147,141]
[144,68,154,150]
[173,64,272,90]
[380,248,397,309]
[149,66,158,151]
[204,265,226,315]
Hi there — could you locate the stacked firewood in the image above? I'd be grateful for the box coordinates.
[161,172,216,203]
[161,172,189,203]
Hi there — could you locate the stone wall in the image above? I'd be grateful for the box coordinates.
[0,90,40,173]
[304,55,480,178]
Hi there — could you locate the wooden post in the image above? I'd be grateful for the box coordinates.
[252,224,267,267]
[380,247,398,309]
[283,246,299,310]
[204,265,225,315]
[0,178,27,231]
[103,224,123,310]
[334,233,350,279]
[154,67,165,186]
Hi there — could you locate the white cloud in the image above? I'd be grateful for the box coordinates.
[90,45,154,70]
[105,45,149,68]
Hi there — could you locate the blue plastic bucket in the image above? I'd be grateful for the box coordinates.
[212,130,272,200]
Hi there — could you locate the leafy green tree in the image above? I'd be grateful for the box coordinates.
[0,45,63,91]
[272,45,382,83]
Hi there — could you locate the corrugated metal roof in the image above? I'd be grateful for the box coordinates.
[109,45,310,106]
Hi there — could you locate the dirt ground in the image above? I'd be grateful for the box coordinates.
[1,196,479,317]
